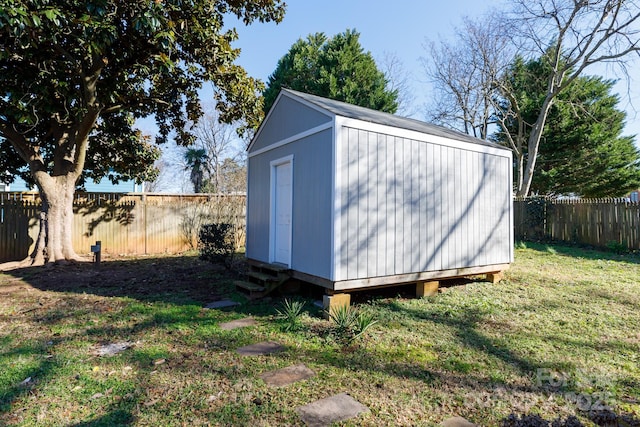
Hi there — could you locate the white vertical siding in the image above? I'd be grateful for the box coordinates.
[441,146,453,270]
[417,140,428,271]
[356,129,369,279]
[334,126,512,282]
[346,127,359,279]
[382,134,395,276]
[425,143,437,271]
[370,134,387,276]
[363,132,381,276]
[336,126,349,278]
[470,151,483,266]
[401,137,411,274]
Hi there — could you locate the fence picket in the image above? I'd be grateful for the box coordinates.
[514,197,640,250]
[0,193,246,262]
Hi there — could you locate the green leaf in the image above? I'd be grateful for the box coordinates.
[43,9,56,21]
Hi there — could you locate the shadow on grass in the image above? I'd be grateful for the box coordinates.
[0,254,250,423]
[0,254,241,306]
[0,296,247,424]
[0,341,57,417]
[2,250,638,424]
[383,298,539,374]
[69,409,134,427]
[520,241,640,265]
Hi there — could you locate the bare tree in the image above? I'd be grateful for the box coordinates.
[217,157,247,194]
[144,157,168,193]
[505,0,640,196]
[422,16,512,139]
[378,52,418,117]
[192,109,244,193]
[423,1,640,196]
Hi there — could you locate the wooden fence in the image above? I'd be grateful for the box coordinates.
[514,197,640,250]
[0,192,246,263]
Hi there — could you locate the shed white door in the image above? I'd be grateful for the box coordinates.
[272,159,293,266]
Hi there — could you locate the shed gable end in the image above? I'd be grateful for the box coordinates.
[250,95,332,153]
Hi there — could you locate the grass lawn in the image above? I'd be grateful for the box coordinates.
[0,244,639,426]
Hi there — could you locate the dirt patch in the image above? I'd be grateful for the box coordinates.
[0,253,239,305]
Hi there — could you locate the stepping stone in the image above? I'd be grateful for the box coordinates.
[441,417,477,427]
[219,317,257,330]
[94,341,133,357]
[204,299,239,309]
[259,364,315,387]
[296,392,369,427]
[236,341,284,356]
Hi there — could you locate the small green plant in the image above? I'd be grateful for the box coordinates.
[275,298,306,332]
[606,240,627,254]
[353,310,378,340]
[329,304,357,332]
[328,305,378,346]
[198,223,236,269]
[515,241,527,250]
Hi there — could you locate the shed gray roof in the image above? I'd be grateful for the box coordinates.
[281,88,508,150]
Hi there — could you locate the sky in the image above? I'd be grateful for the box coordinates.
[229,0,640,137]
[227,0,497,121]
[146,0,640,191]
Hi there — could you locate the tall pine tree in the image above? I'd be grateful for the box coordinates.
[262,29,398,115]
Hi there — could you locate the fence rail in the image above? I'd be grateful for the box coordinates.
[514,197,640,250]
[0,192,246,263]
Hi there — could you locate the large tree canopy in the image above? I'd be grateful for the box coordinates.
[262,29,399,115]
[0,0,285,265]
[497,56,640,197]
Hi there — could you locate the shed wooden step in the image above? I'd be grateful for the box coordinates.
[249,261,290,273]
[242,260,294,299]
[246,271,278,283]
[234,280,265,293]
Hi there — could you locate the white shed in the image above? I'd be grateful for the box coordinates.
[245,89,513,295]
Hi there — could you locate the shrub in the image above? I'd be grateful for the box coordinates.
[198,223,236,269]
[606,240,627,254]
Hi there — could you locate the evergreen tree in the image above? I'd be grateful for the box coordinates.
[496,56,640,197]
[262,29,398,114]
[184,148,210,193]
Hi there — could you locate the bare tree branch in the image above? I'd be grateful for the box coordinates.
[508,0,640,195]
[378,52,417,117]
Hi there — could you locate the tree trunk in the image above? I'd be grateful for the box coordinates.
[515,150,524,195]
[28,173,83,265]
[516,97,554,197]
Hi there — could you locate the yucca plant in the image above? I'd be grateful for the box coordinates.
[328,304,357,333]
[353,310,378,340]
[275,298,306,332]
[328,305,377,345]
